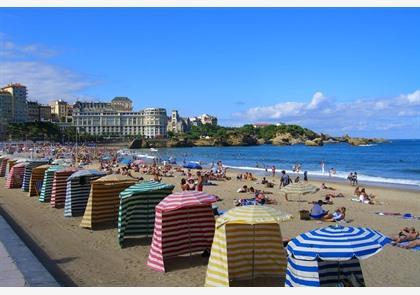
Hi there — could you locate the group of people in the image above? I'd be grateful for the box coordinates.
[236,172,257,181]
[347,172,358,186]
[354,186,377,204]
[180,171,204,191]
[310,200,346,222]
[391,227,420,249]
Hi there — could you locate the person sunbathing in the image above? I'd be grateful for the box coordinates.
[400,239,420,249]
[391,227,419,244]
[359,188,376,204]
[321,183,336,190]
[326,192,344,198]
[237,185,248,193]
[322,207,346,222]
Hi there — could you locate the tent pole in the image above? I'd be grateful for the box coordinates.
[252,224,255,287]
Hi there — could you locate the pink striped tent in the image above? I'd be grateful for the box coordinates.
[0,157,9,177]
[147,191,217,272]
[50,167,78,208]
[5,162,27,188]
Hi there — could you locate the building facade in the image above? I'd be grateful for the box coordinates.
[189,114,218,127]
[73,107,168,138]
[167,110,191,134]
[50,99,73,123]
[1,83,28,123]
[0,90,14,138]
[27,101,52,122]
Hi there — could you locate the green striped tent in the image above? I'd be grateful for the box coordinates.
[39,165,64,203]
[118,181,175,247]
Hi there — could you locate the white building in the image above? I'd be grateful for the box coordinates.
[167,110,191,134]
[189,113,218,127]
[73,107,168,138]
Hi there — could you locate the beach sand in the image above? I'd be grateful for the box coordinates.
[0,168,419,287]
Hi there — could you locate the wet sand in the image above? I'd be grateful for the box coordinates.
[0,169,419,286]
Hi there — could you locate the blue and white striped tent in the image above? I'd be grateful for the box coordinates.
[39,165,64,203]
[21,160,50,192]
[285,225,391,287]
[64,169,106,217]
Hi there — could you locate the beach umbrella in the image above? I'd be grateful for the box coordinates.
[280,182,319,202]
[133,159,144,165]
[118,181,175,247]
[120,158,131,165]
[64,169,106,217]
[205,206,292,287]
[147,191,217,272]
[285,225,391,287]
[80,174,137,229]
[50,167,77,208]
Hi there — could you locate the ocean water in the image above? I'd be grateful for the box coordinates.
[132,139,420,189]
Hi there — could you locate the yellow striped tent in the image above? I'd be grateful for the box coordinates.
[5,159,17,179]
[80,174,137,229]
[28,164,51,197]
[204,205,292,287]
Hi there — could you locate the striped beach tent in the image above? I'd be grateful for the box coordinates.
[21,160,50,192]
[147,191,217,273]
[118,181,175,247]
[5,162,27,188]
[80,174,137,229]
[205,206,293,287]
[280,182,319,202]
[38,165,64,203]
[50,167,77,208]
[5,159,17,179]
[0,157,9,177]
[285,225,391,287]
[28,164,51,197]
[64,170,106,217]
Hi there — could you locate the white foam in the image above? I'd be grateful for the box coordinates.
[224,165,420,187]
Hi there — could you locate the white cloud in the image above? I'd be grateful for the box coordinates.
[307,92,328,110]
[0,61,96,103]
[0,35,97,103]
[233,90,420,137]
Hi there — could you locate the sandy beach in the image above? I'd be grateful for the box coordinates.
[0,168,419,287]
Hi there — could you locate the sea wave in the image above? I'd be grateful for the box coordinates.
[224,165,420,187]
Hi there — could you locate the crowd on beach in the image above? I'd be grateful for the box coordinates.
[2,142,419,252]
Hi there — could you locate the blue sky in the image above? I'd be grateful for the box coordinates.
[0,8,419,138]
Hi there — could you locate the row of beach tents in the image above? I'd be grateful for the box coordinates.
[0,155,391,287]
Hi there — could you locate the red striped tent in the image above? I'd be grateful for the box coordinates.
[5,162,27,188]
[5,159,17,179]
[28,164,50,197]
[50,167,77,208]
[147,191,217,272]
[0,157,9,177]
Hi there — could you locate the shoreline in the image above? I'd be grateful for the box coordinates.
[224,166,420,193]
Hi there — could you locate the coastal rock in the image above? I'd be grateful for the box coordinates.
[304,138,324,146]
[166,138,194,148]
[193,138,218,147]
[128,138,143,149]
[272,133,293,145]
[257,138,267,145]
[226,133,258,146]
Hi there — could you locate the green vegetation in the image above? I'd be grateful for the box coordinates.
[178,123,319,141]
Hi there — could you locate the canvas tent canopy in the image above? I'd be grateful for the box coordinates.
[28,164,51,197]
[118,181,175,247]
[39,165,64,203]
[0,157,9,177]
[205,205,292,287]
[147,191,217,273]
[80,174,137,229]
[21,160,50,192]
[64,169,106,217]
[50,167,77,208]
[5,159,17,179]
[285,225,390,287]
[5,162,27,189]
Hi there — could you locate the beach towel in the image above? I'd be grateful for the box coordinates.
[351,198,361,202]
[375,212,402,216]
[398,241,420,251]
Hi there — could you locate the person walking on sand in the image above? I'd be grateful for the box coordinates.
[272,165,276,178]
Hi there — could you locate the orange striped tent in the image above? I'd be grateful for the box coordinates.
[28,164,50,197]
[80,174,137,229]
[50,167,78,208]
[5,162,27,189]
